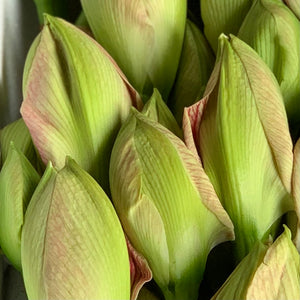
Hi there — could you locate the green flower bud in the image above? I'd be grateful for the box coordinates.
[22,158,130,300]
[0,143,40,270]
[201,0,252,52]
[0,118,37,168]
[212,226,300,300]
[110,108,234,300]
[21,15,141,192]
[183,34,294,261]
[142,89,182,138]
[168,19,215,126]
[80,0,187,101]
[238,0,300,133]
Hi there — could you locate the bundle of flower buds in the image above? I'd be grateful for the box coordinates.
[0,0,300,299]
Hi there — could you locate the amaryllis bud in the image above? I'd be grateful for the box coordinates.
[212,226,300,300]
[21,15,141,192]
[22,158,131,300]
[110,108,234,300]
[184,34,294,261]
[238,0,300,136]
[0,143,40,270]
[80,0,187,101]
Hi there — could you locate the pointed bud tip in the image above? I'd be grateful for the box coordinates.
[43,13,53,25]
[218,33,229,41]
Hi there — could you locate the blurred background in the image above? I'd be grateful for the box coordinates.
[0,0,39,128]
[0,1,39,298]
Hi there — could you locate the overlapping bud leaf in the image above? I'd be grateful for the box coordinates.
[238,0,300,135]
[201,0,252,52]
[142,89,182,138]
[184,34,294,261]
[0,143,40,270]
[22,158,131,300]
[212,227,300,300]
[0,118,37,168]
[110,108,234,300]
[168,19,215,125]
[285,0,300,19]
[80,0,187,100]
[21,15,141,192]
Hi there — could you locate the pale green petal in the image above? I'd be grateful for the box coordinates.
[110,109,233,300]
[22,33,40,94]
[213,227,300,300]
[238,0,300,129]
[247,227,300,299]
[22,163,57,300]
[185,34,294,260]
[169,19,215,125]
[0,118,36,167]
[21,15,141,192]
[22,159,130,300]
[229,34,293,192]
[81,0,186,100]
[0,143,40,270]
[201,0,252,52]
[285,0,300,19]
[142,89,182,138]
[110,113,170,294]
